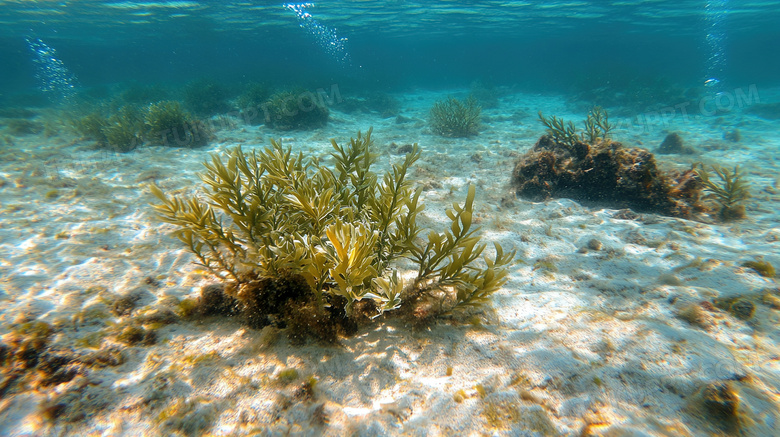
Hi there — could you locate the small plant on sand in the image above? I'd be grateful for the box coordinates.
[742,258,775,278]
[103,105,145,152]
[694,163,750,221]
[429,96,481,138]
[236,82,270,125]
[71,111,109,143]
[70,100,209,151]
[183,78,230,116]
[4,119,43,136]
[263,90,329,131]
[151,128,514,343]
[145,101,211,148]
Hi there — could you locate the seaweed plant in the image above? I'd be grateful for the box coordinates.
[429,96,481,138]
[538,112,578,147]
[694,163,750,220]
[183,78,230,116]
[742,258,775,278]
[263,90,329,131]
[581,106,614,143]
[71,111,109,143]
[539,106,613,149]
[151,128,514,340]
[68,99,208,151]
[236,83,270,110]
[102,105,144,152]
[236,82,270,125]
[4,119,44,136]
[145,101,210,148]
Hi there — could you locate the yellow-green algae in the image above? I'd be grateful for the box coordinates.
[151,128,515,338]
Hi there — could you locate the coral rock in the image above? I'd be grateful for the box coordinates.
[658,132,696,155]
[512,135,703,218]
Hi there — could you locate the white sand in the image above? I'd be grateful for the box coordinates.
[1,87,779,436]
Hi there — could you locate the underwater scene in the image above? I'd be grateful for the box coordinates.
[2,0,780,435]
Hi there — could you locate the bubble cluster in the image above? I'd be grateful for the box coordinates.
[285,3,351,66]
[703,0,728,91]
[26,37,78,102]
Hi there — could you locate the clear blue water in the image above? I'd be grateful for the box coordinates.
[2,5,780,434]
[2,0,779,101]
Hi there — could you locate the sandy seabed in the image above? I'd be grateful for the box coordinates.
[1,87,779,436]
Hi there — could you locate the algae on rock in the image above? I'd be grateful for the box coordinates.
[152,128,514,340]
[515,110,704,219]
[538,106,614,151]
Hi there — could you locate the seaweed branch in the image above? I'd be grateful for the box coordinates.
[540,107,614,148]
[538,111,578,147]
[582,106,613,143]
[694,164,750,207]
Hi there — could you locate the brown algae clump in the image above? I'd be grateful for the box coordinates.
[676,303,714,330]
[699,381,743,432]
[276,368,299,384]
[742,259,775,278]
[513,109,704,219]
[714,296,757,321]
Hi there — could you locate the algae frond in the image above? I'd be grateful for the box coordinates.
[263,90,329,130]
[694,164,750,206]
[103,105,144,152]
[152,128,514,335]
[429,96,481,138]
[69,100,209,150]
[581,106,613,143]
[70,111,109,143]
[742,259,775,278]
[538,112,577,147]
[145,100,210,148]
[538,106,613,149]
[694,163,750,220]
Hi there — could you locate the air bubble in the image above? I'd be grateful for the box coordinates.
[285,3,352,67]
[26,37,78,103]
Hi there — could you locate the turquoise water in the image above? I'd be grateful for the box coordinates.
[2,1,780,99]
[3,3,780,435]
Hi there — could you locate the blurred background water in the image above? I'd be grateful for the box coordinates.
[1,0,779,102]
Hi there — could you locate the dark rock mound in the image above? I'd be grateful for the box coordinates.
[512,135,704,218]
